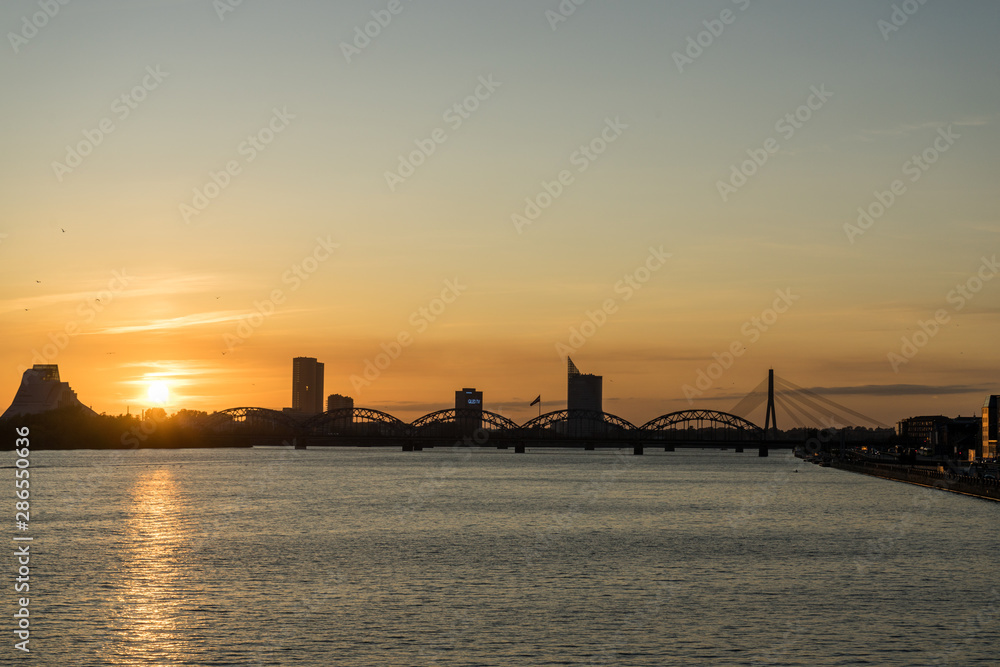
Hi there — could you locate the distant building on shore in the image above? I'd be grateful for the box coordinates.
[291,357,324,415]
[982,396,1000,459]
[896,414,979,459]
[1,364,96,420]
[327,394,354,412]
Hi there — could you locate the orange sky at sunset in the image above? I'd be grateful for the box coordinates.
[2,0,999,428]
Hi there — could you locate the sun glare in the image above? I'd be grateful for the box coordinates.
[148,381,170,406]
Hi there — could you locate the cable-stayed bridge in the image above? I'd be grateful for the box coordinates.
[201,371,888,456]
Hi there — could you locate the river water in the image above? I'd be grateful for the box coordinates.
[13,446,1000,665]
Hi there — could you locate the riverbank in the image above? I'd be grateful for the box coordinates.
[831,459,1000,502]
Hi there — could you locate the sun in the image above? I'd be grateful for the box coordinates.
[147,381,170,406]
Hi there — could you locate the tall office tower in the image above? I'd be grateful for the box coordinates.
[455,388,483,432]
[292,357,325,415]
[567,357,602,413]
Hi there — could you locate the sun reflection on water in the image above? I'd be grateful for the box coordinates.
[101,468,190,664]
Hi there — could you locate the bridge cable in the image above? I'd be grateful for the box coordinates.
[774,394,808,428]
[775,376,888,428]
[729,378,769,419]
[774,380,848,426]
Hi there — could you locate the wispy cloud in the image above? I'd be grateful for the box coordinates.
[0,273,234,315]
[859,116,995,141]
[88,311,248,335]
[697,383,989,402]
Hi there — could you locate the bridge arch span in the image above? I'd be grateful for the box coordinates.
[641,410,762,441]
[520,410,636,439]
[304,408,411,438]
[204,407,301,433]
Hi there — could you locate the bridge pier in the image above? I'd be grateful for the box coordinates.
[402,444,413,452]
[634,446,644,456]
[759,446,769,457]
[515,445,525,454]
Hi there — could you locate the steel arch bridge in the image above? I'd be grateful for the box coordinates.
[411,409,520,437]
[304,408,411,438]
[520,410,637,440]
[204,407,301,433]
[641,410,763,442]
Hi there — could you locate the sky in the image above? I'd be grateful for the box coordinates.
[1,0,998,428]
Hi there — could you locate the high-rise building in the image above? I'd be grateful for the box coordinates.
[567,357,602,413]
[455,388,483,432]
[327,394,354,412]
[292,357,324,415]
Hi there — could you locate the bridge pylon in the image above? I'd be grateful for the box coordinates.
[760,369,777,457]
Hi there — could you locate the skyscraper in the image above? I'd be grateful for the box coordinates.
[567,357,602,413]
[455,387,483,433]
[292,357,325,415]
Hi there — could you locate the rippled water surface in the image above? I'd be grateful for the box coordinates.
[14,447,1000,665]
